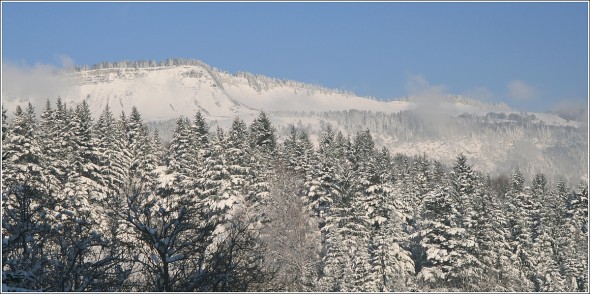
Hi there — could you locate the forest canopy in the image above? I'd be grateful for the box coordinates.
[1,99,588,292]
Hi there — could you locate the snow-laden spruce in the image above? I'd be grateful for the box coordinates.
[1,100,587,292]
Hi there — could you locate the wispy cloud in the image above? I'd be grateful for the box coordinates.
[507,80,536,101]
[549,99,588,123]
[1,55,76,112]
[405,74,448,103]
[404,74,456,127]
[56,54,76,68]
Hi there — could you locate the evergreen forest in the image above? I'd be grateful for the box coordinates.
[1,99,588,292]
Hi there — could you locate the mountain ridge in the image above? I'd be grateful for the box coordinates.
[2,58,586,183]
[3,57,575,127]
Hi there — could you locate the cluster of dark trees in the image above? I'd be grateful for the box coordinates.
[1,99,587,292]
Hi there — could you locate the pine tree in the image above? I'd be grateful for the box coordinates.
[95,104,131,196]
[191,110,210,150]
[281,124,299,171]
[559,180,588,292]
[450,154,477,229]
[41,101,122,291]
[472,175,518,291]
[414,186,452,290]
[404,154,433,234]
[305,127,339,221]
[127,106,160,191]
[243,113,275,224]
[317,124,335,156]
[318,213,349,291]
[449,155,484,289]
[525,173,566,290]
[505,168,535,290]
[365,151,414,291]
[316,132,364,292]
[2,104,56,290]
[198,127,236,229]
[2,104,56,192]
[162,117,194,196]
[413,175,481,291]
[224,117,256,215]
[61,101,106,227]
[530,173,547,242]
[170,112,211,202]
[249,111,277,156]
[333,129,376,292]
[65,101,105,193]
[281,125,316,176]
[296,129,316,176]
[37,99,65,190]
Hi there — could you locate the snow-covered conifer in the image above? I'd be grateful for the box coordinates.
[127,107,160,191]
[95,104,131,196]
[505,168,535,290]
[2,104,55,290]
[249,111,277,155]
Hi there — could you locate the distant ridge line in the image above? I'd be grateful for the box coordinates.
[70,57,368,100]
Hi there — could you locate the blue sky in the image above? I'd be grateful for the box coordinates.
[2,1,588,113]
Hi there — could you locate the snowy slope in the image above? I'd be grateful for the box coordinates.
[58,65,420,121]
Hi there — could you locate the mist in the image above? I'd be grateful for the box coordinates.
[549,99,588,123]
[1,60,75,113]
[405,74,465,132]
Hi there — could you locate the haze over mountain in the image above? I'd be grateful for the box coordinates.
[2,58,587,183]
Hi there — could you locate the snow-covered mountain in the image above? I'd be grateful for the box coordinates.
[2,58,548,122]
[2,58,587,183]
[4,58,582,126]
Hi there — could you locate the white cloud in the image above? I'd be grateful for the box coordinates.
[507,80,536,101]
[405,74,448,103]
[549,99,588,122]
[56,54,76,68]
[1,58,75,111]
[404,74,455,126]
[406,74,430,94]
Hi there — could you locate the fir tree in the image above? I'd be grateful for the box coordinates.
[305,141,338,220]
[559,180,589,292]
[224,117,256,214]
[249,111,277,155]
[61,101,106,227]
[405,154,433,230]
[37,99,66,190]
[281,124,299,171]
[127,107,160,191]
[162,117,194,196]
[366,153,414,291]
[198,127,236,228]
[191,110,210,150]
[505,168,535,290]
[2,104,56,290]
[95,104,131,196]
[413,178,481,291]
